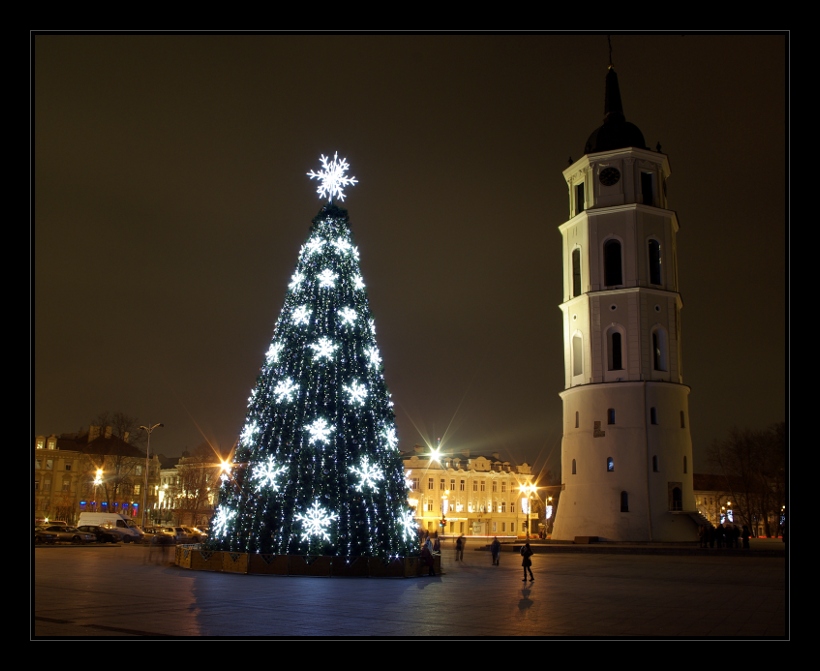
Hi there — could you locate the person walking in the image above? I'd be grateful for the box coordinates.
[456,534,465,561]
[491,536,501,566]
[420,542,436,576]
[520,541,534,582]
[741,525,751,549]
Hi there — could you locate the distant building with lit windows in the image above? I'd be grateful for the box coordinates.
[401,445,537,538]
[34,426,159,525]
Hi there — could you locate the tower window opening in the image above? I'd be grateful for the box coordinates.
[652,455,659,472]
[572,248,582,297]
[652,328,668,372]
[604,239,623,287]
[575,411,579,428]
[648,238,662,285]
[680,411,686,428]
[608,329,624,371]
[641,171,655,207]
[572,334,584,377]
[650,407,658,424]
[572,459,577,475]
[683,456,688,474]
[620,491,629,512]
[575,182,585,215]
[607,457,615,472]
[607,408,616,425]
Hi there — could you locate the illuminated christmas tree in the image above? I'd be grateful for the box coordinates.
[208,153,416,559]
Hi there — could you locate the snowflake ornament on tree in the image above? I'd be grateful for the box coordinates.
[307,152,358,203]
[296,500,339,542]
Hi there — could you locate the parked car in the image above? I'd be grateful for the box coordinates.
[37,525,97,544]
[156,526,194,544]
[77,524,122,544]
[180,526,207,542]
[35,528,58,545]
[143,527,176,545]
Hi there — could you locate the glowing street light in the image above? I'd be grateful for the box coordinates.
[139,422,163,529]
[519,482,537,539]
[93,468,103,511]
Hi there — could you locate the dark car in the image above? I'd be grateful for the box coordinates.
[37,525,97,544]
[77,524,122,544]
[35,528,58,545]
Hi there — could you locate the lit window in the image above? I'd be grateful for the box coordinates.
[607,457,615,472]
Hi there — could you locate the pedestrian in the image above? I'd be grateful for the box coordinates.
[491,536,501,566]
[698,525,706,548]
[731,524,741,549]
[520,541,534,582]
[433,532,441,554]
[741,525,751,550]
[456,534,465,561]
[420,543,436,576]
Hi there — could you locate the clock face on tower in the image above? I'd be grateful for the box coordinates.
[599,167,621,186]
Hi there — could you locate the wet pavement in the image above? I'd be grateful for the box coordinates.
[33,539,788,639]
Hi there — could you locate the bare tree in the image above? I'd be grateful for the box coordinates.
[174,443,221,527]
[707,422,786,537]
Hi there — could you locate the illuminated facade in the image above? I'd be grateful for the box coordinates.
[34,427,159,525]
[550,64,700,542]
[402,445,537,537]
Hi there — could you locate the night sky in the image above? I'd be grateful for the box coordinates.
[33,33,787,478]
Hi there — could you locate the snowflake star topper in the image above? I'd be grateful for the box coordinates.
[307,152,358,203]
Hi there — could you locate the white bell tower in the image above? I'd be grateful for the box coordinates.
[550,64,699,542]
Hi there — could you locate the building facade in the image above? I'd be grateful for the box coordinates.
[551,64,700,542]
[34,427,159,525]
[402,446,538,538]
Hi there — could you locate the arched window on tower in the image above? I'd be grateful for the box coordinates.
[671,487,683,511]
[572,248,582,297]
[604,239,623,287]
[572,334,584,377]
[607,327,625,372]
[607,408,616,425]
[648,238,662,285]
[607,457,614,472]
[620,491,629,512]
[652,326,668,372]
[572,459,577,475]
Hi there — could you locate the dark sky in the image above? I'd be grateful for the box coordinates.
[33,33,787,478]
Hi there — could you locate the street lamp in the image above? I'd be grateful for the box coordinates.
[441,489,450,533]
[139,422,163,528]
[93,468,103,511]
[520,482,537,539]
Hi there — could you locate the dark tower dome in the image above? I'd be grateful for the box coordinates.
[584,66,647,154]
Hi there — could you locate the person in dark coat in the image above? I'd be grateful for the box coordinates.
[420,544,436,576]
[741,525,751,549]
[520,541,534,582]
[491,536,501,566]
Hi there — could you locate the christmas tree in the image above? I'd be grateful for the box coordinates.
[208,153,416,559]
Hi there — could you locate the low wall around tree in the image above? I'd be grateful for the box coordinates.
[174,546,441,578]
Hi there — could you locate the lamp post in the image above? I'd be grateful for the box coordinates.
[441,489,450,534]
[520,482,536,539]
[139,422,163,528]
[93,468,103,512]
